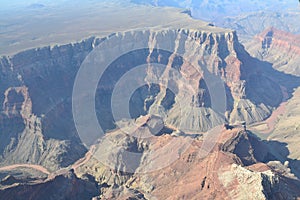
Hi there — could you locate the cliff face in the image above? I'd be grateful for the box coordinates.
[93,28,282,135]
[246,27,300,76]
[0,28,284,171]
[0,38,98,171]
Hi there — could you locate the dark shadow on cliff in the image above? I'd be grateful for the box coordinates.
[95,48,177,132]
[248,131,300,180]
[234,39,300,109]
[246,57,300,108]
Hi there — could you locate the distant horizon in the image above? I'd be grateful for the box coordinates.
[0,0,83,10]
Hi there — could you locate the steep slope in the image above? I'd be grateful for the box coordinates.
[0,3,300,199]
[245,27,300,76]
[267,88,300,176]
[0,4,298,193]
[90,28,285,134]
[0,38,97,171]
[237,27,300,183]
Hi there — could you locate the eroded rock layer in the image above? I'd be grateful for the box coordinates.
[0,27,287,171]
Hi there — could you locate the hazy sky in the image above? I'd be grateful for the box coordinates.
[0,0,69,9]
[0,0,125,10]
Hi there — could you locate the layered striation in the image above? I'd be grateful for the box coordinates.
[0,38,97,171]
[0,26,285,170]
[246,27,300,76]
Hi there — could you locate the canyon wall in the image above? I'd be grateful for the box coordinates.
[0,28,284,170]
[246,27,300,76]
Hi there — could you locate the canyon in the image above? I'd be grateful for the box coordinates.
[246,27,300,76]
[0,26,293,171]
[0,2,300,200]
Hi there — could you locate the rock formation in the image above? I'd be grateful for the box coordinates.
[0,26,287,171]
[246,27,300,76]
[73,117,300,199]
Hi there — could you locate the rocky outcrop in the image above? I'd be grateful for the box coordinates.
[246,27,300,76]
[74,118,300,199]
[219,163,298,200]
[0,86,86,171]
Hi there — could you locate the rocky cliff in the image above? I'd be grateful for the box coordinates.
[246,27,300,76]
[93,28,283,133]
[0,38,98,171]
[0,26,288,171]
